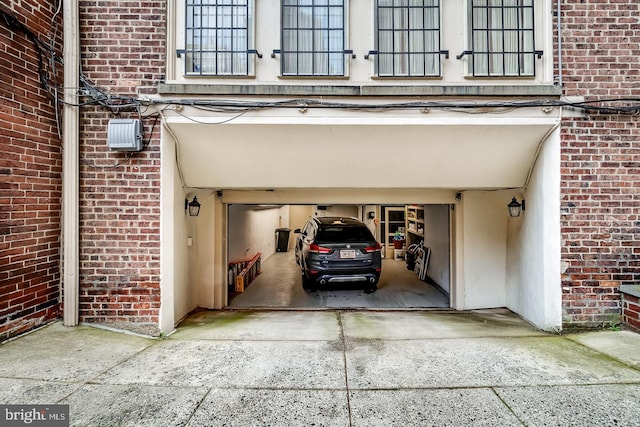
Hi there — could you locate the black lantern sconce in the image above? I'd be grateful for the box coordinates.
[508,197,525,218]
[185,196,201,217]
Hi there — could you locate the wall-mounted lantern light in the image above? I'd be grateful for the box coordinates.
[508,197,525,218]
[185,196,201,217]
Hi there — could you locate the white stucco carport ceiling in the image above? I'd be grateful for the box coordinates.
[165,114,558,189]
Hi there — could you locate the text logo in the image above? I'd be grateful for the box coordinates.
[1,405,69,426]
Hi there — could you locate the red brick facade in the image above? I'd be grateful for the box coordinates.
[0,2,63,340]
[77,1,165,335]
[559,0,640,328]
[622,292,640,333]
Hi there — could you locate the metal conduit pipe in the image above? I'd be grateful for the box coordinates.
[557,0,563,87]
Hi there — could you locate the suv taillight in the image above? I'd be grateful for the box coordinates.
[363,242,381,253]
[309,243,332,254]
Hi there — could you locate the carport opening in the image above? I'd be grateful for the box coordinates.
[226,204,451,309]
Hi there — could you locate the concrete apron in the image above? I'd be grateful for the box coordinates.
[1,309,640,426]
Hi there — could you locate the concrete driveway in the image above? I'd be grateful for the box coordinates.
[1,309,640,426]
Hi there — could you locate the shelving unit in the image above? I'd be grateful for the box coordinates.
[406,205,425,245]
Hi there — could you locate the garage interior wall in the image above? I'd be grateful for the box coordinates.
[289,206,314,249]
[228,205,290,262]
[423,205,451,293]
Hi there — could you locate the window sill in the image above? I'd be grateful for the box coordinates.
[157,83,562,97]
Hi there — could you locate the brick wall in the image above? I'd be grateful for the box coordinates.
[77,1,165,336]
[622,292,640,333]
[0,2,63,341]
[559,0,640,327]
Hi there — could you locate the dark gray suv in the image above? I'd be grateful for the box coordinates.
[294,217,382,291]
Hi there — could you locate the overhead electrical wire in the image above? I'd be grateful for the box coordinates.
[3,6,640,143]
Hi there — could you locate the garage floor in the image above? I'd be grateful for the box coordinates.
[229,251,450,309]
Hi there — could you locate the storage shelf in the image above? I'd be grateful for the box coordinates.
[406,205,425,244]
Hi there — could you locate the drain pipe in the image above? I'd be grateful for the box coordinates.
[556,0,563,87]
[62,0,79,326]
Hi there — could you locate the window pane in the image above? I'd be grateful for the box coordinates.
[232,53,247,74]
[378,8,393,29]
[315,7,328,27]
[488,53,503,75]
[425,30,439,51]
[314,53,328,74]
[329,53,344,74]
[283,8,297,27]
[409,53,424,75]
[410,31,424,51]
[313,29,327,50]
[201,52,216,73]
[378,53,393,75]
[299,53,313,74]
[329,6,343,27]
[474,54,488,75]
[409,8,423,29]
[299,8,313,28]
[299,30,313,50]
[329,29,342,50]
[395,53,408,75]
[504,53,518,75]
[283,30,297,50]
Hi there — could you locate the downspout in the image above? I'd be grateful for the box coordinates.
[62,0,79,326]
[556,0,563,87]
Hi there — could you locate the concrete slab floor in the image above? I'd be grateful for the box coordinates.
[1,310,639,426]
[229,251,450,309]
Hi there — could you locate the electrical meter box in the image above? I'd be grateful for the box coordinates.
[107,118,143,151]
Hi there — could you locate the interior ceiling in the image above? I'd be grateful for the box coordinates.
[167,116,558,190]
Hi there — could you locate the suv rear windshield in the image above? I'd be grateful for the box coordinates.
[316,226,374,243]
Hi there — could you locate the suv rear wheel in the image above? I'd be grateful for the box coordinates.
[301,271,313,291]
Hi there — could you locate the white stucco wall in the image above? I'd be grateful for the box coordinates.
[160,129,186,333]
[506,128,562,331]
[461,192,508,309]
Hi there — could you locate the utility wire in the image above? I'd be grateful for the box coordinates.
[4,6,640,147]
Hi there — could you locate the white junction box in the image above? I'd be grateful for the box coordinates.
[107,118,143,151]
